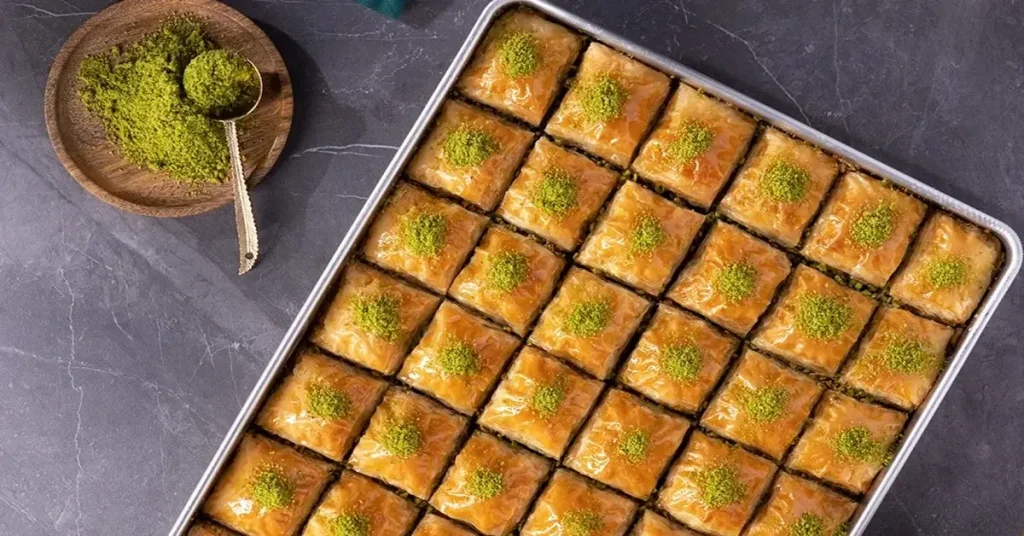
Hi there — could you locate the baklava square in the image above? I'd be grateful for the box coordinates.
[479,346,604,458]
[632,84,757,209]
[521,469,638,536]
[399,301,520,414]
[457,10,584,126]
[310,262,440,375]
[719,128,839,247]
[412,514,477,536]
[744,473,857,536]
[752,265,876,375]
[349,388,468,499]
[498,138,618,250]
[578,182,705,294]
[257,349,387,461]
[668,221,792,336]
[187,521,237,536]
[431,432,550,535]
[449,225,567,334]
[701,349,822,460]
[619,305,739,414]
[841,306,955,410]
[302,470,418,536]
[787,391,907,494]
[363,183,488,293]
[631,510,700,536]
[657,431,776,536]
[408,100,534,211]
[890,212,1001,325]
[802,172,927,287]
[566,389,689,499]
[203,434,332,536]
[547,42,671,167]
[530,268,650,378]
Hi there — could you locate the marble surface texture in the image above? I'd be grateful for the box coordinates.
[1,0,1022,534]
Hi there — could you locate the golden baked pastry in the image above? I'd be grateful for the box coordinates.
[520,469,638,536]
[411,514,477,536]
[301,471,418,536]
[745,472,857,536]
[630,510,700,536]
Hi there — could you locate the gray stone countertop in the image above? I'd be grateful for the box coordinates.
[1,0,1021,534]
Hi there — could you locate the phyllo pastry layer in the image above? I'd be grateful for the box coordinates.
[498,138,618,250]
[301,471,418,536]
[752,265,876,375]
[744,472,857,536]
[411,514,477,536]
[399,301,520,414]
[203,434,331,536]
[257,349,387,461]
[187,521,237,536]
[546,42,671,167]
[630,510,700,536]
[457,10,584,126]
[479,346,603,458]
[633,84,757,209]
[719,128,839,247]
[787,391,906,494]
[363,183,488,293]
[578,181,704,294]
[521,469,638,536]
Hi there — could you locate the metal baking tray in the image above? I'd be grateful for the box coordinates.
[169,0,1022,534]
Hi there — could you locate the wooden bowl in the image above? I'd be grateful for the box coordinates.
[44,0,293,218]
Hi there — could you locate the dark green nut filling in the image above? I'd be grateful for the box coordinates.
[661,341,704,382]
[715,262,758,302]
[533,166,579,218]
[328,512,371,536]
[617,428,650,464]
[437,339,479,376]
[401,210,448,257]
[760,159,810,203]
[442,125,500,168]
[577,74,628,123]
[738,385,789,423]
[629,213,667,255]
[564,299,612,338]
[667,120,714,164]
[466,467,505,499]
[381,420,422,458]
[487,250,530,293]
[351,293,402,342]
[498,30,541,78]
[832,426,891,464]
[531,378,567,418]
[850,204,897,248]
[306,383,352,420]
[247,464,295,510]
[794,294,852,340]
[561,509,603,536]
[697,464,746,508]
[924,256,969,289]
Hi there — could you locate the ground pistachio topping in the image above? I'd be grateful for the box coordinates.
[351,292,402,342]
[667,120,715,164]
[437,338,479,376]
[788,512,827,536]
[487,249,530,293]
[306,383,352,420]
[760,159,811,203]
[533,166,579,218]
[381,420,422,458]
[617,428,651,464]
[833,523,850,536]
[247,463,295,510]
[183,49,260,118]
[531,377,567,418]
[442,125,500,168]
[661,341,704,382]
[738,385,789,423]
[697,464,746,508]
[923,255,969,289]
[715,262,758,302]
[832,426,890,464]
[577,74,628,123]
[564,298,612,338]
[850,204,898,248]
[328,512,371,536]
[466,467,505,499]
[878,332,935,374]
[795,294,852,340]
[401,210,448,257]
[498,30,541,78]
[561,509,603,536]
[629,212,667,256]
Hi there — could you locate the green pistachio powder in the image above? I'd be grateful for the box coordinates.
[182,49,260,118]
[534,166,579,218]
[833,426,891,464]
[760,159,811,203]
[738,385,790,423]
[247,464,295,510]
[924,256,970,289]
[878,332,935,374]
[381,420,422,458]
[401,210,448,257]
[850,204,897,248]
[715,262,758,303]
[306,383,352,420]
[351,293,402,342]
[498,30,541,78]
[564,299,612,337]
[697,464,746,508]
[667,120,715,164]
[531,378,567,417]
[437,338,479,376]
[487,250,530,293]
[629,213,667,255]
[617,428,650,464]
[788,513,851,536]
[329,512,371,536]
[661,341,704,382]
[577,75,628,123]
[442,125,500,168]
[466,467,505,499]
[795,294,852,340]
[562,510,604,536]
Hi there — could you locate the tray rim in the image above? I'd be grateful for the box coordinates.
[168,0,1022,534]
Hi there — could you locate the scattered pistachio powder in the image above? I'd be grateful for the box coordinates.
[833,523,851,536]
[564,298,612,338]
[487,250,530,293]
[795,294,852,340]
[577,74,628,123]
[697,464,746,508]
[760,159,810,203]
[466,467,505,499]
[561,509,604,536]
[617,428,651,464]
[924,255,969,289]
[788,512,827,536]
[531,378,567,417]
[380,420,422,458]
[351,293,402,342]
[497,30,541,78]
[437,338,479,376]
[850,204,898,248]
[667,120,715,164]
[306,383,352,420]
[715,262,758,302]
[182,49,260,118]
[832,426,890,464]
[442,125,500,168]
[738,385,790,423]
[401,210,448,257]
[878,332,935,374]
[328,512,371,536]
[661,341,704,382]
[533,166,579,218]
[247,463,295,510]
[629,212,667,255]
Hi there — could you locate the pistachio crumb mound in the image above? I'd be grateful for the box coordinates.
[561,509,603,536]
[328,512,371,536]
[531,379,567,417]
[401,210,448,257]
[466,467,505,499]
[247,464,295,510]
[788,512,827,536]
[564,298,612,338]
[617,428,651,464]
[880,332,934,374]
[661,341,704,381]
[498,30,541,78]
[924,256,969,289]
[306,383,352,420]
[833,523,850,536]
[738,385,789,423]
[833,426,890,464]
[351,293,402,342]
[850,204,897,248]
[381,420,422,458]
[442,125,500,168]
[629,213,667,255]
[577,74,628,123]
[487,250,530,293]
[533,166,579,218]
[795,294,852,340]
[183,49,260,119]
[437,339,479,376]
[697,464,746,508]
[667,120,714,164]
[760,159,810,203]
[715,262,758,302]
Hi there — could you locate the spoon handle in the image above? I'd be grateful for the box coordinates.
[225,120,259,275]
